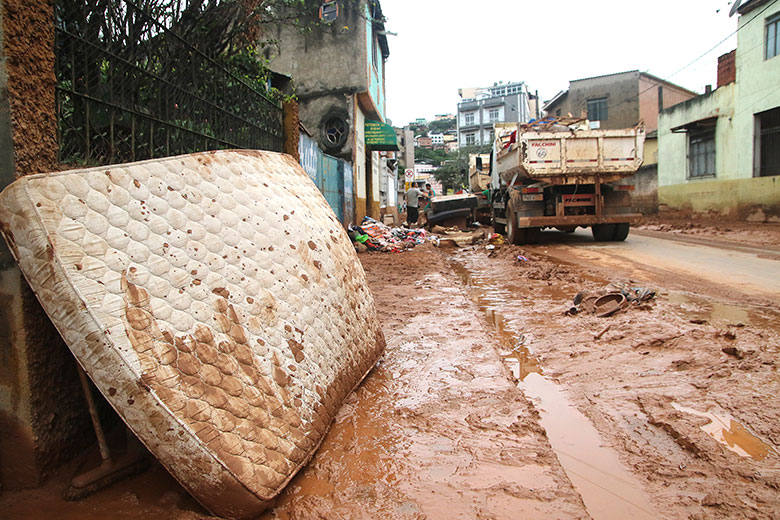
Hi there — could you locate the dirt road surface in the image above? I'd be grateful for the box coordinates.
[2,225,779,519]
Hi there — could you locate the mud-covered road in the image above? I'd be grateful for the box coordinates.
[3,226,779,519]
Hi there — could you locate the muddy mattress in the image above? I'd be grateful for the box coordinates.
[0,150,385,518]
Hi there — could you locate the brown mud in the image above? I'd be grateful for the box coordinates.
[3,234,780,518]
[450,236,780,519]
[638,213,780,250]
[0,244,587,519]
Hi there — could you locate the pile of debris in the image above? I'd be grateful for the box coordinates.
[518,116,589,133]
[566,282,656,318]
[349,217,431,253]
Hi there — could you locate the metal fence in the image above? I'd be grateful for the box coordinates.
[54,0,283,166]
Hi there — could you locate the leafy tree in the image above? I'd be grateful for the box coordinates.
[434,158,467,192]
[408,122,428,136]
[431,144,492,191]
[415,148,450,166]
[428,117,456,134]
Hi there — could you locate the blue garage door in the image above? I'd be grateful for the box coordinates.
[321,154,344,223]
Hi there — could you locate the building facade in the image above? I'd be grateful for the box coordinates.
[269,0,396,222]
[543,71,697,133]
[456,81,532,147]
[657,0,780,218]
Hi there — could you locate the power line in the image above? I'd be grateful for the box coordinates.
[557,1,778,118]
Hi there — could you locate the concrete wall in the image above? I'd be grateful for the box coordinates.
[354,103,368,222]
[546,72,696,133]
[268,0,368,159]
[549,72,640,130]
[365,4,385,118]
[0,0,95,490]
[658,83,737,186]
[659,176,780,218]
[655,1,780,218]
[644,135,658,165]
[632,164,659,214]
[735,0,780,178]
[638,76,697,133]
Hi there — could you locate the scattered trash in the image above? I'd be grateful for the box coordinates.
[593,293,626,318]
[431,225,463,234]
[594,324,612,340]
[349,217,433,253]
[608,282,656,304]
[486,245,496,251]
[566,284,656,317]
[435,238,460,249]
[517,255,529,262]
[722,346,745,359]
[488,233,505,245]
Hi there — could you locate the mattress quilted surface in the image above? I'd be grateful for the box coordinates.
[0,150,385,518]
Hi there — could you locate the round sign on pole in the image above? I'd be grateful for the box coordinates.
[404,168,414,180]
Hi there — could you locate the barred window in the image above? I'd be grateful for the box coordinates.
[689,129,716,178]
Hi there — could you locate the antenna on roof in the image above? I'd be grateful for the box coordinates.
[729,0,743,17]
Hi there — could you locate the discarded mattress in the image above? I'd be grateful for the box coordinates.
[0,150,385,518]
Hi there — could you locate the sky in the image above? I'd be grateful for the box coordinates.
[381,0,741,126]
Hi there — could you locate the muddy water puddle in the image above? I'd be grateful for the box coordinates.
[671,403,776,461]
[449,257,657,520]
[667,292,780,333]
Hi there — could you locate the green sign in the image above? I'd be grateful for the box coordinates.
[365,120,399,151]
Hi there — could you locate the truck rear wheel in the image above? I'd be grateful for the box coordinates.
[591,224,615,242]
[612,223,630,241]
[506,200,533,245]
[506,201,523,244]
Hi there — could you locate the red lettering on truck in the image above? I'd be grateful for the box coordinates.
[530,142,557,147]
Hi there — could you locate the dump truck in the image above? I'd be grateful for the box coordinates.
[468,153,492,224]
[490,119,645,244]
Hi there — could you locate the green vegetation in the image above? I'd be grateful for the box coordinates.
[419,144,492,191]
[428,117,456,134]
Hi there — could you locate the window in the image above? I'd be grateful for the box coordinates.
[489,109,499,122]
[555,109,561,117]
[465,133,476,146]
[767,13,780,59]
[757,107,780,177]
[689,129,716,178]
[464,112,475,126]
[587,98,608,121]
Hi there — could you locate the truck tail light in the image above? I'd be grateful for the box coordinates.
[522,187,541,194]
[615,185,635,191]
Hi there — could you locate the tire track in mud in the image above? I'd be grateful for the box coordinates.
[449,238,780,520]
[262,245,589,519]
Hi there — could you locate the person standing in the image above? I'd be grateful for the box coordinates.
[405,183,423,226]
[424,183,436,213]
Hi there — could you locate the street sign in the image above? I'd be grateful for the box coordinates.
[404,168,414,180]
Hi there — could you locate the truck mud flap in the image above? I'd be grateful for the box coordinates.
[0,150,385,519]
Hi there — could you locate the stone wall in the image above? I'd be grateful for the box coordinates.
[0,0,94,490]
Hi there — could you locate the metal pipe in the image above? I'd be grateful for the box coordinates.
[76,365,111,464]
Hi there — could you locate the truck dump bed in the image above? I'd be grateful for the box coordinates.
[494,120,645,185]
